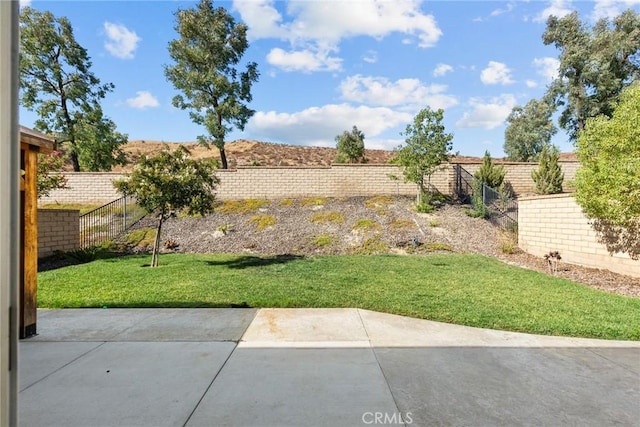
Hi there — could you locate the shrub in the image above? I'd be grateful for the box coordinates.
[364,196,393,208]
[312,233,337,247]
[415,200,435,213]
[279,198,294,207]
[310,211,345,224]
[532,145,564,194]
[216,224,234,235]
[414,190,436,213]
[300,197,329,207]
[352,218,381,232]
[218,199,269,214]
[249,215,277,231]
[474,151,506,189]
[467,179,488,218]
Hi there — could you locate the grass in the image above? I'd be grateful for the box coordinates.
[300,197,329,206]
[364,196,393,215]
[310,211,345,224]
[499,232,519,255]
[352,218,381,232]
[40,203,102,215]
[279,198,295,207]
[390,219,415,230]
[124,227,156,247]
[37,253,640,340]
[218,199,269,214]
[353,237,388,254]
[423,242,453,252]
[312,233,337,247]
[249,215,277,231]
[364,196,394,208]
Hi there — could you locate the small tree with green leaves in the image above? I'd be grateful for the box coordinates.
[394,107,453,207]
[335,126,365,163]
[531,145,564,194]
[575,82,640,259]
[114,146,218,267]
[474,151,506,189]
[37,151,68,198]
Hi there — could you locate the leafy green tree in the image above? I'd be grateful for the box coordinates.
[19,7,127,172]
[37,151,68,198]
[504,99,557,162]
[165,0,259,170]
[114,146,219,267]
[394,107,453,205]
[543,9,640,141]
[335,126,365,163]
[575,83,640,259]
[531,145,564,195]
[474,151,506,189]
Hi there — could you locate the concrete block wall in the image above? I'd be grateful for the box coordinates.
[214,165,452,200]
[39,161,579,205]
[42,173,124,205]
[518,194,639,278]
[38,209,79,258]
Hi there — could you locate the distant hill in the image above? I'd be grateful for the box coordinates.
[110,139,396,171]
[60,139,578,172]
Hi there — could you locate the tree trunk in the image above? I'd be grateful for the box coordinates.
[219,146,228,169]
[151,213,164,267]
[70,149,81,172]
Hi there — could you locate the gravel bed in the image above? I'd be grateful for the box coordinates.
[124,196,640,299]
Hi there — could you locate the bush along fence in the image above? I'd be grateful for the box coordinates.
[80,194,146,248]
[455,165,518,232]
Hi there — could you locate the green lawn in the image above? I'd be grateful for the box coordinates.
[38,253,640,340]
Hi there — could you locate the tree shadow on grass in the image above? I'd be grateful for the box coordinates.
[205,254,306,269]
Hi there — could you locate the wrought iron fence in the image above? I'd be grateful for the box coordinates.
[454,164,518,232]
[454,164,475,203]
[79,195,146,248]
[480,183,518,232]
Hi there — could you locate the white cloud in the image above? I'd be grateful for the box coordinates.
[525,80,538,88]
[234,0,443,72]
[19,0,32,7]
[232,0,288,39]
[433,63,454,77]
[266,47,342,72]
[103,22,140,59]
[480,61,515,85]
[362,50,378,64]
[491,2,515,17]
[456,94,517,130]
[592,0,640,20]
[534,0,575,23]
[248,104,412,145]
[533,57,560,82]
[340,75,458,110]
[126,91,159,109]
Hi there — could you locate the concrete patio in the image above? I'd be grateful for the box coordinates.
[18,308,640,426]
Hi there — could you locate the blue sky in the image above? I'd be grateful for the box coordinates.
[18,0,640,157]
